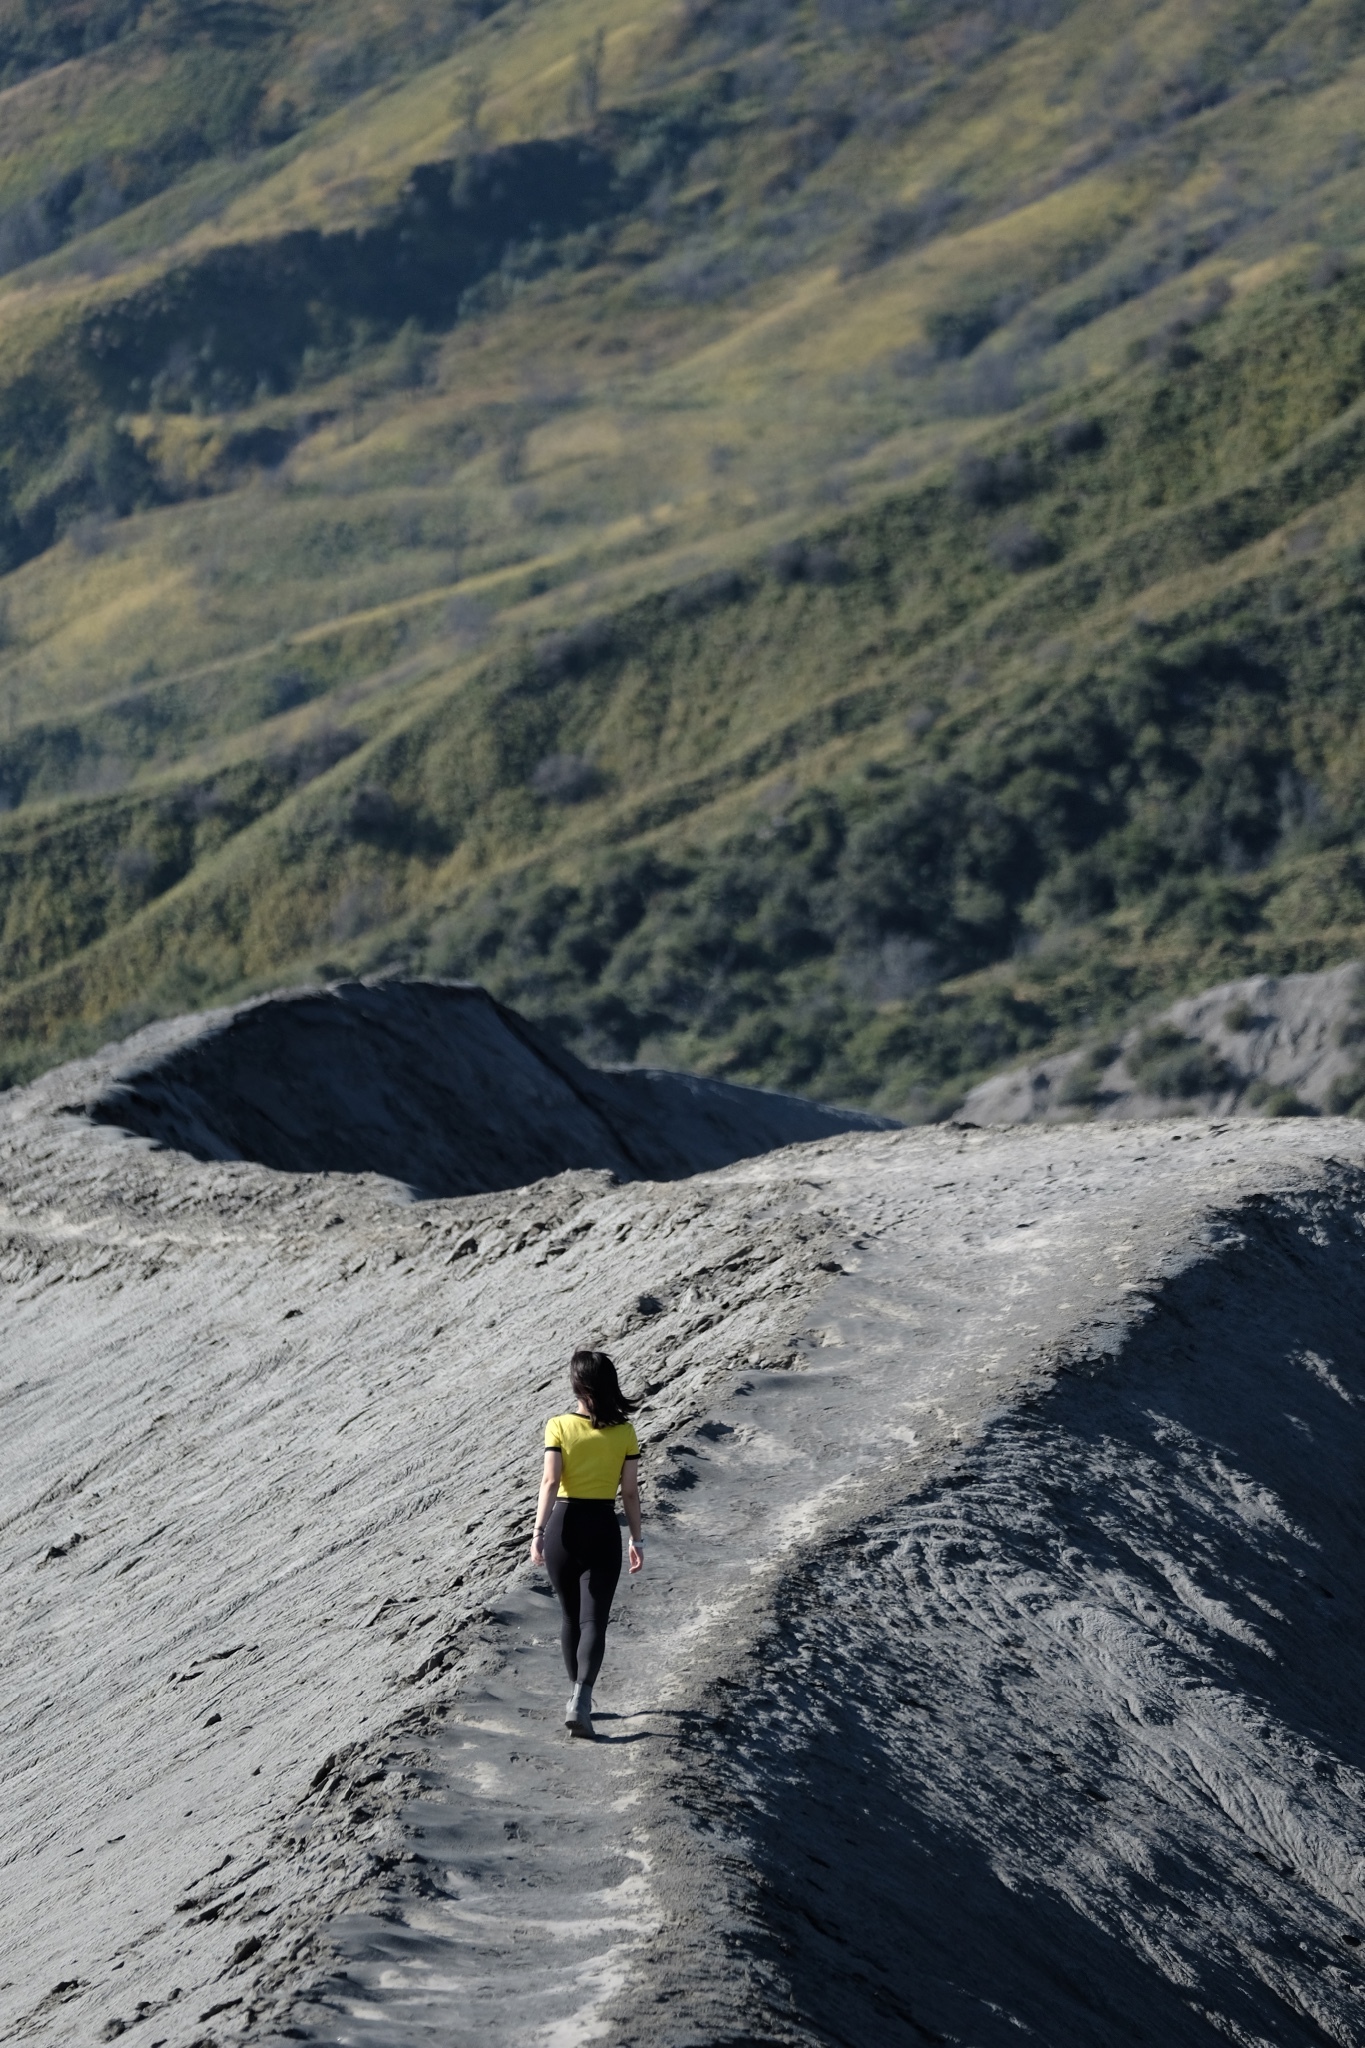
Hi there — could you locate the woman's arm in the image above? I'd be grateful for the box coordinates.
[530,1450,561,1565]
[620,1457,643,1574]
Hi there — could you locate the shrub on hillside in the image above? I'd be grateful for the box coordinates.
[925,301,1001,360]
[836,779,1031,974]
[273,724,363,785]
[666,569,746,618]
[1131,277,1234,370]
[990,520,1053,571]
[839,935,938,1003]
[66,514,111,559]
[955,448,1033,508]
[530,754,603,804]
[445,595,493,649]
[1127,1025,1231,1098]
[1058,1042,1119,1108]
[936,347,1033,417]
[841,187,962,276]
[0,2,142,91]
[0,181,70,276]
[1313,250,1351,291]
[1326,1065,1365,1115]
[111,845,157,896]
[375,320,434,393]
[331,879,389,941]
[41,421,162,538]
[768,540,847,585]
[534,618,616,680]
[1051,414,1104,456]
[346,783,400,837]
[1276,769,1342,855]
[1247,1081,1317,1117]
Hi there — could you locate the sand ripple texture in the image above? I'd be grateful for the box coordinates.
[4,1018,1365,2046]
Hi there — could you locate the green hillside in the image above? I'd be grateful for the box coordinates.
[2,0,1365,1112]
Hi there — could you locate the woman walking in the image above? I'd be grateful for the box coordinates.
[531,1348,644,1737]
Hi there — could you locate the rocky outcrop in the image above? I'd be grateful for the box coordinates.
[964,962,1365,1124]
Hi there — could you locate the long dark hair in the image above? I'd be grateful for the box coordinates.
[570,1348,639,1429]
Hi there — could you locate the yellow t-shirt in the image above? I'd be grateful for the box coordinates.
[545,1413,640,1499]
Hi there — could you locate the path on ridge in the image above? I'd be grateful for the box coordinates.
[288,1119,1365,2048]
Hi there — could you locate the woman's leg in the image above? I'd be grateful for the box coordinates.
[542,1502,581,1682]
[572,1510,622,1687]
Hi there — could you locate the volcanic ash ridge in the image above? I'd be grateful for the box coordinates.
[3,981,1365,2047]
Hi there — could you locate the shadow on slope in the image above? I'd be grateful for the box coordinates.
[684,1186,1365,2044]
[82,978,891,1195]
[79,141,628,417]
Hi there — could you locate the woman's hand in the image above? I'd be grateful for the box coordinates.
[530,1529,546,1567]
[621,1461,643,1575]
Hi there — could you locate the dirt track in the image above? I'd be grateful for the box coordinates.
[5,994,1365,2046]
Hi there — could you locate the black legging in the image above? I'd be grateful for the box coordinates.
[544,1498,622,1687]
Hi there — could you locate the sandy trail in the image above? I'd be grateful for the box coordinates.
[4,1007,1365,2046]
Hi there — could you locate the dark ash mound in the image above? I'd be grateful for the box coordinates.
[83,978,891,1195]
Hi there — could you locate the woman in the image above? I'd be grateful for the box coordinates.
[531,1347,644,1737]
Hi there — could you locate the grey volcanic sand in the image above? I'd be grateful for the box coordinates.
[4,995,1365,2046]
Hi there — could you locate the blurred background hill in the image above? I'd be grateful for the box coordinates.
[2,0,1365,1114]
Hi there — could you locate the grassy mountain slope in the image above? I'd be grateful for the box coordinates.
[3,0,1365,1107]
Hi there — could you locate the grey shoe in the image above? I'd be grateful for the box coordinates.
[565,1684,583,1729]
[568,1683,595,1738]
